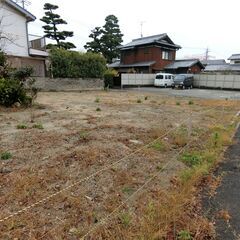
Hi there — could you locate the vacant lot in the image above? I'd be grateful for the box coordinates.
[0,91,239,239]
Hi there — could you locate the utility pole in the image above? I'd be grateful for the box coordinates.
[205,47,209,60]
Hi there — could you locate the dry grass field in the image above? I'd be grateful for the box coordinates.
[0,91,239,239]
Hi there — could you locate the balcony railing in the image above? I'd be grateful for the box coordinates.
[28,34,46,51]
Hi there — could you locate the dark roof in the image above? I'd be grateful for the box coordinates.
[119,34,181,50]
[228,54,240,60]
[165,59,204,69]
[201,59,226,66]
[5,0,36,22]
[108,61,156,68]
[204,64,240,72]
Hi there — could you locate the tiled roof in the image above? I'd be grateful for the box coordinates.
[120,34,181,50]
[201,59,226,66]
[228,54,240,60]
[165,59,204,69]
[108,61,156,68]
[204,64,240,72]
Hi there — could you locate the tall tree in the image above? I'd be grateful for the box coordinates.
[40,3,76,50]
[84,27,102,53]
[84,15,123,63]
[101,15,123,63]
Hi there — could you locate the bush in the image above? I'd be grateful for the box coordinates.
[0,57,38,107]
[0,78,27,107]
[50,48,107,78]
[103,68,117,88]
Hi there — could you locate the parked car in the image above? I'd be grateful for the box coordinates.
[172,74,194,89]
[154,73,174,87]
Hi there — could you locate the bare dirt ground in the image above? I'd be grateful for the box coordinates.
[0,91,239,239]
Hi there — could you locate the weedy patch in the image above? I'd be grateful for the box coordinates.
[16,124,28,129]
[137,99,142,103]
[178,230,192,240]
[119,212,132,227]
[181,152,202,167]
[145,96,148,100]
[188,100,194,105]
[96,107,101,112]
[32,123,44,129]
[176,101,181,106]
[78,131,89,141]
[1,151,12,160]
[95,97,100,103]
[150,140,167,152]
[122,186,134,195]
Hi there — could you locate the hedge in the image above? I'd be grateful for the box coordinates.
[50,49,107,78]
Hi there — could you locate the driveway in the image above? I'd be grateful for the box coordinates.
[124,87,240,100]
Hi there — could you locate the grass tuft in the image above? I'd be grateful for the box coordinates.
[1,152,12,160]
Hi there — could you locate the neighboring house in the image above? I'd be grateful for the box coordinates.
[109,33,181,73]
[164,59,204,74]
[201,59,226,67]
[0,0,48,76]
[228,54,240,65]
[204,64,240,73]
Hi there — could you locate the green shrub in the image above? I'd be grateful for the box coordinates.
[0,62,37,107]
[137,99,142,103]
[0,78,27,107]
[50,48,107,78]
[96,107,101,112]
[103,68,117,88]
[188,100,194,105]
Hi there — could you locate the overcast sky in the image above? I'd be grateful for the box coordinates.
[27,0,240,60]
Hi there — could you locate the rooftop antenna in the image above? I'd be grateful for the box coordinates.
[140,21,145,38]
[15,0,31,9]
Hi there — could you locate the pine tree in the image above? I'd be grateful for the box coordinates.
[84,15,123,63]
[101,15,123,63]
[40,3,76,50]
[84,27,102,53]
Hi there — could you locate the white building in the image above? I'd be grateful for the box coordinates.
[0,0,48,76]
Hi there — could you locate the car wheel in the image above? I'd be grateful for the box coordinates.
[165,84,167,88]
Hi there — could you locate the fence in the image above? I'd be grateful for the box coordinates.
[121,74,155,87]
[121,73,240,90]
[193,74,240,89]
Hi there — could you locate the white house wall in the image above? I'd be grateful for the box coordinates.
[0,1,29,57]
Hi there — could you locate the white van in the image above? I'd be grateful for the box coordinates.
[154,73,174,87]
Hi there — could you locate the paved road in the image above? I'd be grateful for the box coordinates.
[124,87,240,100]
[203,127,240,239]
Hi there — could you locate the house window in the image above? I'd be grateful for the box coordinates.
[162,50,171,60]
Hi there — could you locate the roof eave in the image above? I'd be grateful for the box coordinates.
[5,0,36,22]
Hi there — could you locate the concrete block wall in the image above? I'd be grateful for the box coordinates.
[122,74,155,86]
[194,74,240,89]
[34,77,104,91]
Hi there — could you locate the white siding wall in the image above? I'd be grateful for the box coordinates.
[0,2,29,57]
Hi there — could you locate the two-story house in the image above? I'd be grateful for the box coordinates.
[0,0,48,76]
[109,33,181,73]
